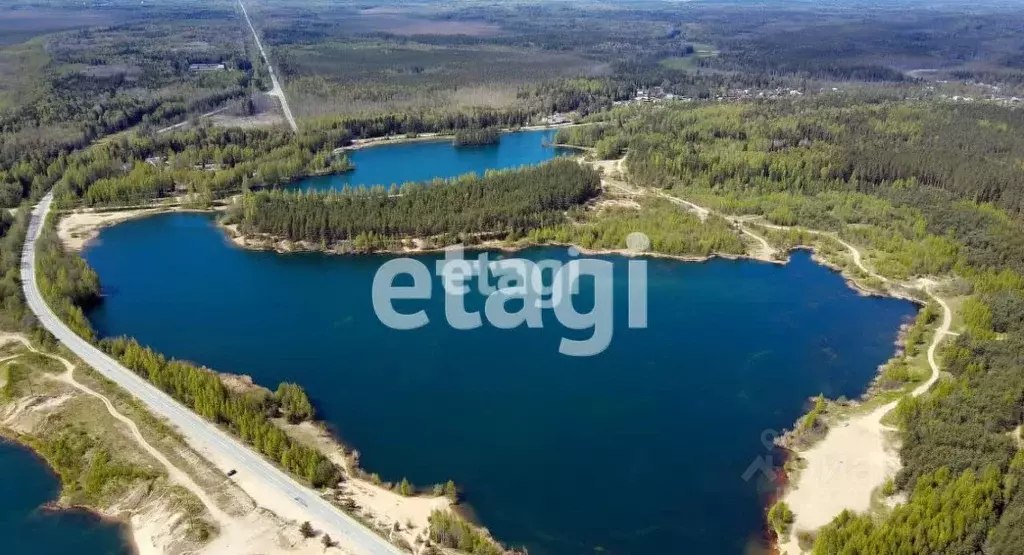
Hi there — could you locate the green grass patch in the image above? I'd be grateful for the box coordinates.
[658,43,717,71]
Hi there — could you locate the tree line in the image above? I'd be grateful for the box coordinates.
[453,128,501,147]
[101,337,339,488]
[235,159,600,245]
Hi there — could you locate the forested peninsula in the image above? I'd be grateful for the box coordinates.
[232,158,600,247]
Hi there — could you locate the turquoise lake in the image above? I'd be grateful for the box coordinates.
[295,128,569,191]
[0,439,131,554]
[79,131,917,555]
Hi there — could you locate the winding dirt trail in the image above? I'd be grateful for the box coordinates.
[1,334,367,554]
[650,185,951,392]
[916,280,952,395]
[597,157,778,260]
[646,188,953,554]
[0,334,231,526]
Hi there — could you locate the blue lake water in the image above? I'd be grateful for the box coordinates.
[294,129,568,191]
[0,439,131,555]
[83,214,916,555]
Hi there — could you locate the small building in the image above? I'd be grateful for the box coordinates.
[189,63,226,72]
[541,113,571,125]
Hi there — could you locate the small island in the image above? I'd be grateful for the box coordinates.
[453,127,501,147]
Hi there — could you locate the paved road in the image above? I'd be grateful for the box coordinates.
[21,192,402,555]
[238,0,299,132]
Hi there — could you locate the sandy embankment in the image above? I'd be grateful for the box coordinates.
[219,376,453,550]
[57,203,227,251]
[281,420,451,548]
[2,330,457,555]
[631,186,952,554]
[0,334,361,555]
[777,282,952,554]
[334,132,445,153]
[777,403,901,554]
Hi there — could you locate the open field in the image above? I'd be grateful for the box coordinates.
[0,6,142,46]
[278,41,604,117]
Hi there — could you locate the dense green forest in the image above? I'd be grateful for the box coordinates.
[0,0,277,211]
[249,0,1024,118]
[583,100,1024,278]
[0,0,267,193]
[235,159,600,246]
[46,125,356,208]
[43,106,621,209]
[453,127,500,147]
[35,227,101,340]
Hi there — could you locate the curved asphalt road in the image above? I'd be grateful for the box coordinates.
[22,192,402,555]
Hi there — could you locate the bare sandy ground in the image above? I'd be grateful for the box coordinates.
[641,187,957,554]
[209,110,286,130]
[283,421,451,548]
[0,333,432,555]
[57,204,225,251]
[778,404,901,552]
[333,122,576,153]
[337,133,445,152]
[58,208,175,251]
[777,282,952,554]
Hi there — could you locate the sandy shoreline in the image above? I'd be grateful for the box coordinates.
[773,277,949,555]
[221,219,783,264]
[57,203,227,252]
[215,372,454,550]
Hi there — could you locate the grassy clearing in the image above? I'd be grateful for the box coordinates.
[0,37,50,111]
[276,40,602,117]
[658,43,717,71]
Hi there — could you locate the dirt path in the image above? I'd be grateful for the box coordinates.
[594,157,778,260]
[157,106,231,134]
[58,368,233,524]
[649,185,780,259]
[654,189,711,221]
[756,221,883,281]
[0,333,361,555]
[645,190,953,554]
[0,334,231,525]
[916,279,951,395]
[777,281,950,553]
